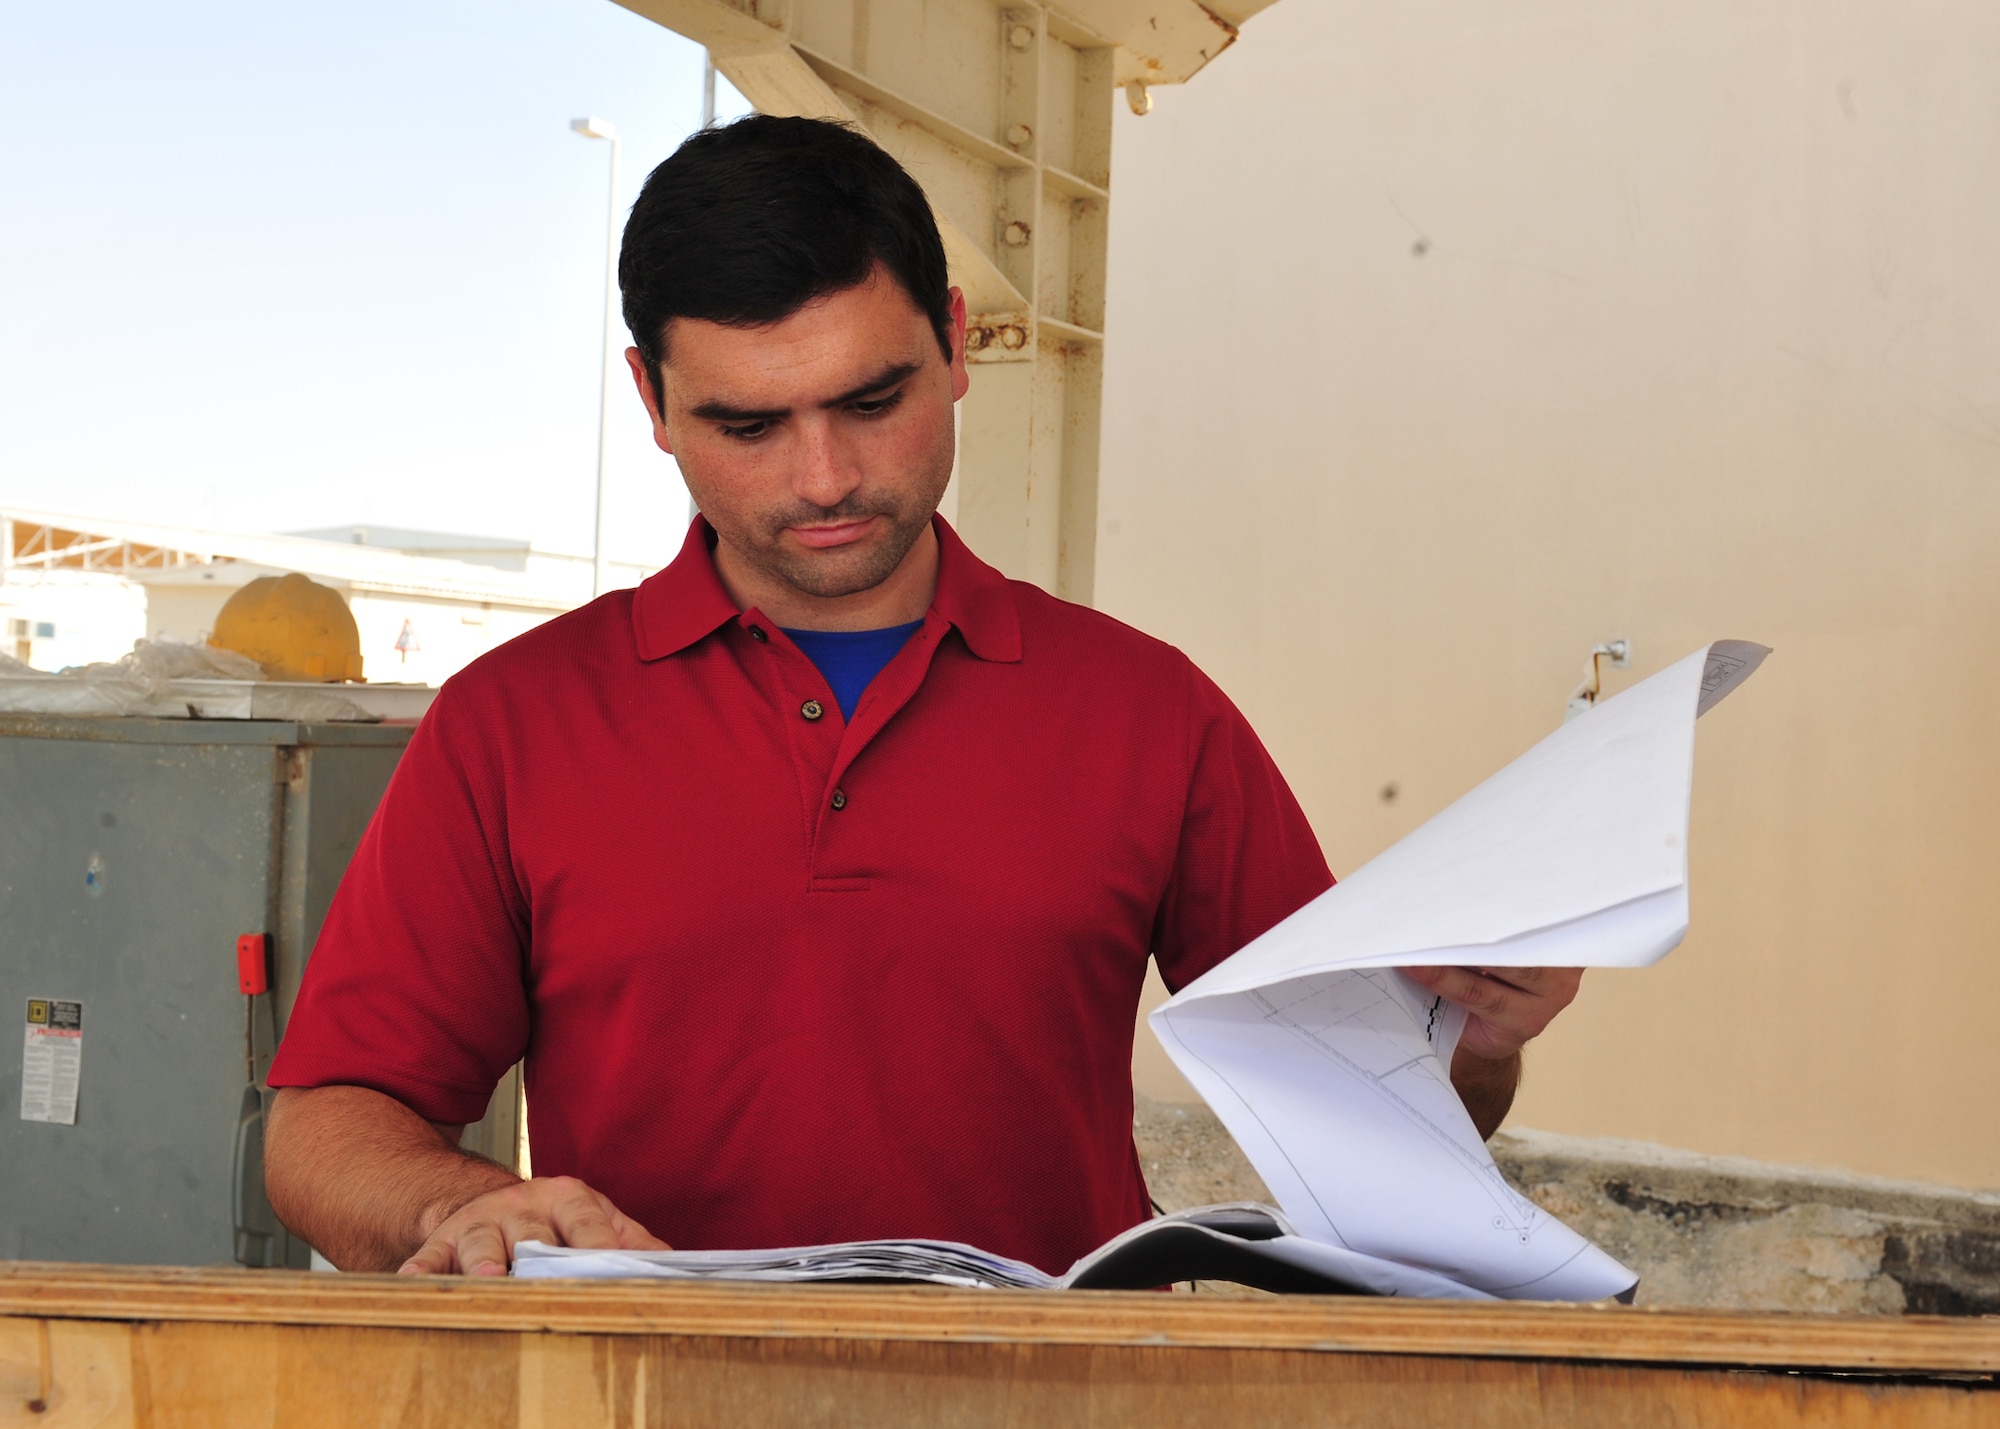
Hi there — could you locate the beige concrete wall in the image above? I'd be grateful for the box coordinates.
[1100,0,2000,1186]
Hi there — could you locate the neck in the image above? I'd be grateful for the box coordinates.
[714,524,940,632]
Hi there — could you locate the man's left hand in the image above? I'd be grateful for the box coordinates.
[1402,964,1583,1062]
[1403,965,1583,1139]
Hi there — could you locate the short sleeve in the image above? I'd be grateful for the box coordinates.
[1151,662,1334,992]
[266,685,532,1125]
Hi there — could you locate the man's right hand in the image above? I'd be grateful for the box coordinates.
[266,1084,671,1274]
[401,1175,669,1276]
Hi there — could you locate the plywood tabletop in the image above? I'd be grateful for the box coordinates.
[2,1261,1996,1376]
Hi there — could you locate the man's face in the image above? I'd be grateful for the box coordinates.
[629,266,969,605]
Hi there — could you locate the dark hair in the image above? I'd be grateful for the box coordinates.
[619,114,954,405]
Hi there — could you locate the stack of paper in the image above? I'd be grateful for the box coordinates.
[515,1236,1052,1289]
[514,1203,1489,1296]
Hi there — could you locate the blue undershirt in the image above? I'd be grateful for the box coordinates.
[781,621,925,719]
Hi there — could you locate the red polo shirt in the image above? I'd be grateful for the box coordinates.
[270,517,1331,1273]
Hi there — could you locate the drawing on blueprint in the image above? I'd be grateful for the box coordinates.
[1248,970,1546,1243]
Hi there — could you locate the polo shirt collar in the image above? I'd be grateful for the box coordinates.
[631,514,1022,664]
[630,518,739,661]
[927,515,1022,662]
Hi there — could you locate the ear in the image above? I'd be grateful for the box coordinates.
[945,287,971,403]
[625,348,674,456]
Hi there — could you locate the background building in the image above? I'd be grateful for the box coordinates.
[0,508,657,686]
[0,565,146,672]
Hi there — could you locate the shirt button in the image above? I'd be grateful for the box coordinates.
[801,699,824,721]
[748,625,768,643]
[831,789,848,810]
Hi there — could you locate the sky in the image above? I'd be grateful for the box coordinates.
[1,0,752,563]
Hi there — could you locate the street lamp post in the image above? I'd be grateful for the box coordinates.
[683,57,718,528]
[570,116,620,599]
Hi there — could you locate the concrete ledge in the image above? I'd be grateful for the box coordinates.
[1134,1096,2000,1314]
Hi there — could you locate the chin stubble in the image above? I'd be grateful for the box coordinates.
[763,504,929,598]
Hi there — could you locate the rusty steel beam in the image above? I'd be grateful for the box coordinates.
[606,0,1269,603]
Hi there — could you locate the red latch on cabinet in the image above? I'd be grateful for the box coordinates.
[236,933,271,996]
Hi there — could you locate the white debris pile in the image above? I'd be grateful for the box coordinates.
[0,638,375,721]
[67,639,268,685]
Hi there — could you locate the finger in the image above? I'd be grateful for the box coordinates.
[1408,966,1517,1021]
[1537,967,1585,1006]
[496,1209,561,1258]
[1411,964,1565,994]
[1405,965,1515,1006]
[1419,964,1543,997]
[452,1217,517,1277]
[607,1206,671,1252]
[547,1191,626,1251]
[1412,968,1541,1060]
[1475,967,1585,1018]
[1472,966,1543,993]
[397,1238,458,1276]
[543,1179,668,1251]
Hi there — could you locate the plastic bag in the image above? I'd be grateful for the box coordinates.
[61,639,266,687]
[0,637,381,720]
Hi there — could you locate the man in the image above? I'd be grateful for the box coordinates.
[264,115,1579,1277]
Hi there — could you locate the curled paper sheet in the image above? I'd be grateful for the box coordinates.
[1153,641,1768,1301]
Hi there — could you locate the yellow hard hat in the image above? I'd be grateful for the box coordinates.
[209,572,366,683]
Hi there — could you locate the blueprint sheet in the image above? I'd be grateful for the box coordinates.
[1152,641,1768,1301]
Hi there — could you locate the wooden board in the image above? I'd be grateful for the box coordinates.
[4,1262,1998,1373]
[3,1264,1996,1428]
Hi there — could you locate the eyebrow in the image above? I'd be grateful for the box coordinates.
[687,361,923,424]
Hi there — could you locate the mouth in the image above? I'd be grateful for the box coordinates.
[788,517,879,550]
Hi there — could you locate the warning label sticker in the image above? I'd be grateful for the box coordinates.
[21,998,83,1125]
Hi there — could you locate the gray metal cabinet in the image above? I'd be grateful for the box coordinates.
[0,714,517,1268]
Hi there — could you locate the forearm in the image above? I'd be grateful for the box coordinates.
[1449,1047,1522,1141]
[266,1084,518,1271]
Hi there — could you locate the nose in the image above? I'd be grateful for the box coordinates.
[791,414,862,511]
